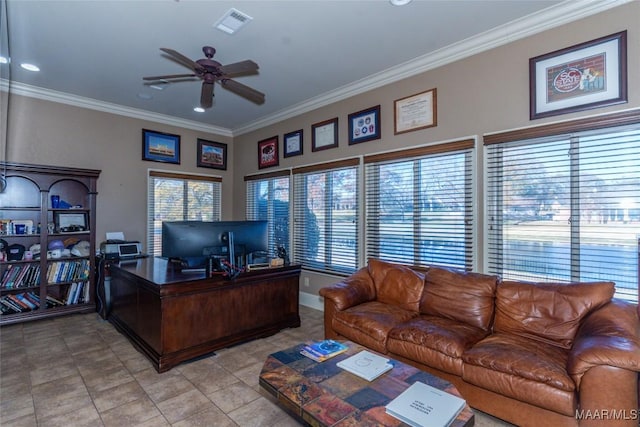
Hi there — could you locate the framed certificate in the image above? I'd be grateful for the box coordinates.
[283,129,303,157]
[394,88,437,135]
[312,118,338,152]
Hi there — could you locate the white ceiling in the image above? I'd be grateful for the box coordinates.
[1,0,625,136]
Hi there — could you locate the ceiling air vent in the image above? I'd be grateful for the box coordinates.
[214,8,253,35]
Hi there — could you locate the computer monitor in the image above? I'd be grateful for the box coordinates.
[161,220,269,269]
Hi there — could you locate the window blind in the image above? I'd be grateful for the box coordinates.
[292,159,359,274]
[147,171,221,256]
[486,124,640,302]
[364,140,474,269]
[245,170,291,258]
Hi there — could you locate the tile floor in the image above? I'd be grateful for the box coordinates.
[0,305,512,426]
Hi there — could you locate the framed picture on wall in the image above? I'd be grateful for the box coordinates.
[394,88,437,135]
[348,105,380,145]
[142,129,181,164]
[529,31,627,120]
[283,129,303,157]
[258,136,279,169]
[197,139,227,170]
[312,117,338,152]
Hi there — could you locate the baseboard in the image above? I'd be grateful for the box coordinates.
[300,291,324,312]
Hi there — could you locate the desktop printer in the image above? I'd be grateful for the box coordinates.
[100,240,143,259]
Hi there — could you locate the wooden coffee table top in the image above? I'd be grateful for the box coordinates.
[259,341,474,427]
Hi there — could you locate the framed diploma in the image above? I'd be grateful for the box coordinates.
[284,129,303,157]
[312,117,338,152]
[394,88,437,135]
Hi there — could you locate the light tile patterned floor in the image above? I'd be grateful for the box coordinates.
[0,305,512,426]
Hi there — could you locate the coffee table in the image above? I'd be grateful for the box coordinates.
[259,341,474,426]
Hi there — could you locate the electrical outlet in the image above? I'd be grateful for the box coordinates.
[304,277,310,287]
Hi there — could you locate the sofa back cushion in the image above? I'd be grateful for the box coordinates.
[494,280,615,349]
[420,267,499,331]
[368,259,425,312]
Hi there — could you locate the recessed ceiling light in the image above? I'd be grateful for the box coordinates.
[137,93,153,100]
[0,56,9,64]
[193,107,205,113]
[389,0,412,5]
[20,63,40,72]
[149,84,166,91]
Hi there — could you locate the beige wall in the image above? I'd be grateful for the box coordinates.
[5,95,233,246]
[3,2,639,302]
[232,2,640,298]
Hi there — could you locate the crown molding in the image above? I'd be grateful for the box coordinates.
[233,0,631,135]
[1,0,631,138]
[0,79,233,137]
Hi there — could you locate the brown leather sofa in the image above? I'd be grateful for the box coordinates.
[319,259,640,427]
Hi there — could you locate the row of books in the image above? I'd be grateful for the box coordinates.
[0,259,90,289]
[1,264,41,289]
[0,292,65,315]
[46,260,90,284]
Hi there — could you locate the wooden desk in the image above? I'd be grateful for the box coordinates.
[109,257,301,372]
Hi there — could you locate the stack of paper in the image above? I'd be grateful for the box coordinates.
[385,381,466,427]
[336,350,393,381]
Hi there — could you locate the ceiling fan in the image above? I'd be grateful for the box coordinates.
[143,46,265,108]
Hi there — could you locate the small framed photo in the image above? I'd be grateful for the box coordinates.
[529,31,627,120]
[258,136,279,169]
[54,211,88,232]
[348,105,380,145]
[312,117,338,152]
[283,129,303,158]
[197,139,227,170]
[142,129,180,164]
[394,89,437,135]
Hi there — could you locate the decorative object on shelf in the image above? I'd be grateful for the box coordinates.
[283,129,303,158]
[50,194,60,208]
[142,129,181,164]
[348,105,381,145]
[394,88,437,135]
[197,139,227,170]
[54,211,88,233]
[529,30,627,120]
[312,117,338,152]
[258,136,279,169]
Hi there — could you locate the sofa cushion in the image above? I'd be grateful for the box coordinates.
[368,259,425,312]
[420,266,498,331]
[462,333,577,416]
[332,301,418,354]
[387,315,489,376]
[494,280,614,349]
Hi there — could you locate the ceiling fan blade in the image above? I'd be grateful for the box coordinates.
[201,82,214,108]
[219,60,259,77]
[159,48,204,72]
[220,79,265,105]
[143,73,196,81]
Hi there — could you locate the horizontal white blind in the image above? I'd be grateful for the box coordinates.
[246,171,291,258]
[293,159,359,274]
[364,141,474,269]
[486,125,640,302]
[147,171,221,256]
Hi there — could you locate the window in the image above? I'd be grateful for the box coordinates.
[293,159,359,274]
[246,170,291,258]
[147,171,221,256]
[364,140,475,269]
[486,114,640,302]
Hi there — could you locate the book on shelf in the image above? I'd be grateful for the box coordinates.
[336,349,393,381]
[300,340,349,362]
[385,381,466,427]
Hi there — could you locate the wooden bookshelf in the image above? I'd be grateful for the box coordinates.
[0,162,100,325]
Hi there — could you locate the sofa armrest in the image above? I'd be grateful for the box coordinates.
[319,267,375,311]
[568,299,640,389]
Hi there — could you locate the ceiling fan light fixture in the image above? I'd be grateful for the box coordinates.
[214,8,253,34]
